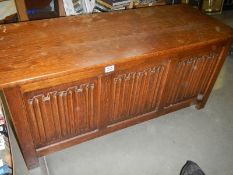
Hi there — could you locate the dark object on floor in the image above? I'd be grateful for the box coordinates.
[180,161,205,175]
[223,0,233,10]
[188,0,203,9]
[165,0,181,4]
[229,45,233,55]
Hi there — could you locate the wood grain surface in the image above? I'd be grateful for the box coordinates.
[1,5,233,169]
[0,5,232,89]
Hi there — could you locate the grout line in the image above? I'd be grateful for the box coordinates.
[39,156,50,175]
[44,157,50,175]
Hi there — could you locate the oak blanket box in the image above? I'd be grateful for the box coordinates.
[0,5,233,169]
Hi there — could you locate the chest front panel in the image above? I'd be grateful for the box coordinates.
[23,78,98,147]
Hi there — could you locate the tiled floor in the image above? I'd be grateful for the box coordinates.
[28,10,233,175]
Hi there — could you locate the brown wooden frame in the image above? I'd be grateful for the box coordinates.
[0,5,233,169]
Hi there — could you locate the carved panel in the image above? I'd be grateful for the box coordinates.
[24,82,97,147]
[101,65,166,125]
[164,51,219,107]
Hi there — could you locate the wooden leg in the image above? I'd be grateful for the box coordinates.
[3,87,39,169]
[57,0,66,16]
[196,100,207,110]
[196,43,231,110]
[14,0,29,21]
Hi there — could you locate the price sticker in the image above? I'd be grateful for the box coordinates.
[105,65,115,73]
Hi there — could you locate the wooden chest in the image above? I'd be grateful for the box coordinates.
[0,5,232,169]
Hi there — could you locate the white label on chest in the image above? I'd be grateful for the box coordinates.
[105,65,115,73]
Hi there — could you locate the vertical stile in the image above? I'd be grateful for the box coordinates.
[50,92,62,139]
[114,78,121,121]
[79,86,85,132]
[155,66,166,109]
[43,95,56,141]
[198,57,213,93]
[111,78,117,122]
[89,84,95,129]
[200,54,218,93]
[189,58,204,96]
[85,85,90,131]
[169,62,184,105]
[151,67,163,109]
[136,71,146,114]
[165,64,178,106]
[119,75,126,119]
[149,68,159,109]
[179,59,194,101]
[135,72,142,114]
[27,100,41,145]
[205,54,219,90]
[33,98,46,143]
[67,89,75,135]
[195,56,209,95]
[146,70,156,111]
[57,92,67,137]
[174,61,189,103]
[130,73,140,115]
[74,88,81,134]
[127,73,136,116]
[122,75,131,119]
[143,70,153,111]
[106,76,113,123]
[173,61,187,103]
[62,91,71,135]
[134,72,143,115]
[184,59,198,98]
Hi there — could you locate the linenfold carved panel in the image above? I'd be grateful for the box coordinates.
[101,65,166,125]
[25,82,97,147]
[165,51,219,107]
